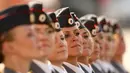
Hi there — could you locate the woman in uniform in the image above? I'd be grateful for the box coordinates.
[48,12,68,73]
[71,12,94,73]
[28,3,57,73]
[0,4,45,73]
[81,18,101,73]
[55,7,84,73]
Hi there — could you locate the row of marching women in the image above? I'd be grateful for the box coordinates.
[0,1,128,73]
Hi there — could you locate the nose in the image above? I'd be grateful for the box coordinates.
[94,43,100,51]
[83,38,88,45]
[38,34,48,42]
[72,35,79,42]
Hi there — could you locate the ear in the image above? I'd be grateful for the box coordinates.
[2,41,15,54]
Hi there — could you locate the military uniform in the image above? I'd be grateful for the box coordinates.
[52,65,67,73]
[47,12,66,73]
[79,63,96,73]
[55,7,85,73]
[30,62,45,73]
[70,12,91,73]
[63,64,76,73]
[3,67,17,73]
[110,22,128,73]
[31,60,58,73]
[64,62,85,73]
[28,3,59,73]
[0,4,49,73]
[111,61,128,73]
[80,15,103,73]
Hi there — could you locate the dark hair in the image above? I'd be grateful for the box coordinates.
[0,31,14,63]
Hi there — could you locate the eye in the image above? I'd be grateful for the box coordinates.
[95,39,99,43]
[64,34,70,38]
[27,32,34,38]
[34,27,41,34]
[46,28,55,34]
[83,32,89,39]
[75,32,80,36]
[99,35,103,39]
[74,29,80,36]
[83,35,89,39]
[108,36,112,42]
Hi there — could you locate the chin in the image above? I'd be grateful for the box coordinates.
[83,54,88,57]
[77,53,82,57]
[59,58,67,61]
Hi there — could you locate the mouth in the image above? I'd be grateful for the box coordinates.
[42,44,50,47]
[83,44,90,49]
[71,44,81,48]
[57,49,66,53]
[59,44,66,48]
[94,51,100,55]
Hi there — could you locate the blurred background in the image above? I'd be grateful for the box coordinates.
[0,0,130,72]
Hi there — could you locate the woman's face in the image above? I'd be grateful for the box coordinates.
[103,33,114,59]
[113,35,125,57]
[32,24,56,57]
[80,28,94,57]
[62,26,83,57]
[90,37,100,61]
[96,32,105,58]
[3,25,43,59]
[48,31,68,62]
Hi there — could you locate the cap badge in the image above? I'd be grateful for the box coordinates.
[75,21,80,27]
[68,18,74,25]
[55,22,60,29]
[30,13,35,23]
[92,29,97,35]
[39,14,46,22]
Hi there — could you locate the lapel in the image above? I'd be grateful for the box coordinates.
[62,64,76,73]
[30,62,45,73]
[4,67,16,73]
[91,64,103,73]
[79,64,89,73]
[52,69,59,73]
[111,61,128,73]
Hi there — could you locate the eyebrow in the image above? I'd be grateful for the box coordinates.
[74,29,79,33]
[64,31,70,34]
[83,31,88,35]
[74,29,78,31]
[45,26,54,31]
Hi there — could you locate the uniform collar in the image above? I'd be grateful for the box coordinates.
[79,62,94,73]
[53,65,67,73]
[63,62,85,73]
[33,60,55,73]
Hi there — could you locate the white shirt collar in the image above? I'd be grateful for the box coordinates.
[79,62,93,73]
[53,65,68,73]
[116,62,127,71]
[93,61,103,71]
[95,60,109,72]
[96,60,117,72]
[33,60,54,73]
[63,62,85,73]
